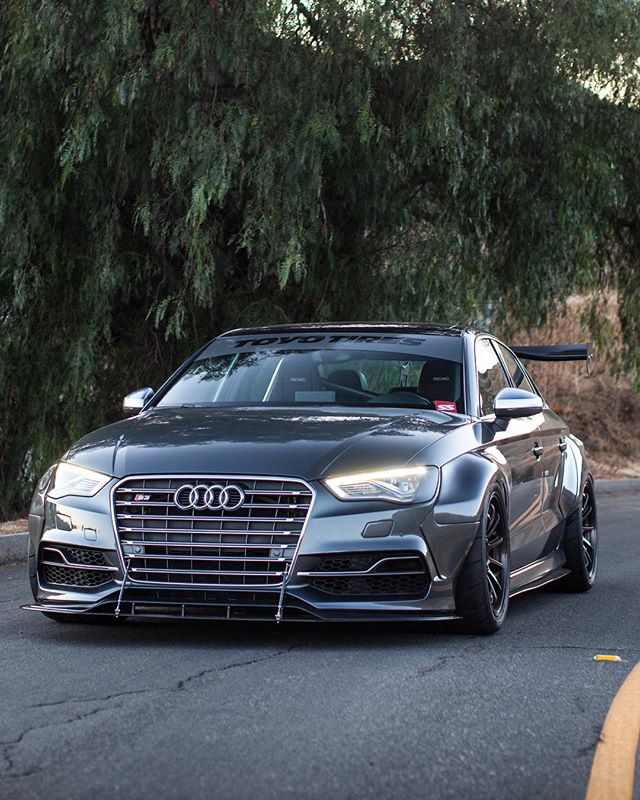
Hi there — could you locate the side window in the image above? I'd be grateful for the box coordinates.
[495,344,538,395]
[476,339,510,415]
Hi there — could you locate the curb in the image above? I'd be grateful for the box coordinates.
[0,478,637,567]
[0,532,28,566]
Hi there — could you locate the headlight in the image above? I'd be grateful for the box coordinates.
[47,462,112,499]
[324,466,437,504]
[35,465,56,495]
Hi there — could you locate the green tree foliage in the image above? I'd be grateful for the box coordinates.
[1,0,640,514]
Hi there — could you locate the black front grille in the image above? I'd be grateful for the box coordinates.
[113,476,314,588]
[42,563,113,588]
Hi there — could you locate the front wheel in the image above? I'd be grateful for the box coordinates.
[561,478,598,592]
[456,487,510,634]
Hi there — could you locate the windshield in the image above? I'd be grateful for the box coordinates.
[156,333,465,412]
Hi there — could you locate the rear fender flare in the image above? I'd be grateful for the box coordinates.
[559,435,589,518]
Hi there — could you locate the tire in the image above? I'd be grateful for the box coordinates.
[456,485,511,634]
[560,478,598,592]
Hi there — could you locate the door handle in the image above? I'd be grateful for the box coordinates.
[558,438,567,453]
[532,444,544,459]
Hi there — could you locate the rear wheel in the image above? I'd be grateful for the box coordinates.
[561,479,598,592]
[456,487,510,634]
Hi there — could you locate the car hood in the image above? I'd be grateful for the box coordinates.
[64,407,465,480]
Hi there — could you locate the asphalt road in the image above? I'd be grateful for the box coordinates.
[1,488,639,800]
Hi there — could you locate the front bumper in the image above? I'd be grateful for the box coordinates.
[25,476,479,622]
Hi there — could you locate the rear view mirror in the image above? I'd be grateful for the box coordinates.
[123,387,154,417]
[493,387,543,419]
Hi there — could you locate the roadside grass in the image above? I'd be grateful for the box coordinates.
[0,518,28,534]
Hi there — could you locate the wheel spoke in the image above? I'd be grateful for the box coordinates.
[487,567,503,597]
[580,488,597,578]
[487,510,498,537]
[484,497,508,613]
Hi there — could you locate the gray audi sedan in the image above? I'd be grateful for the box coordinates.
[24,323,597,633]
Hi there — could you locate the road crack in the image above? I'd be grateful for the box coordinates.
[0,704,122,781]
[4,644,302,781]
[414,642,484,677]
[29,643,303,712]
[176,644,299,690]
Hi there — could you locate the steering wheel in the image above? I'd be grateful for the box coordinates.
[367,391,435,409]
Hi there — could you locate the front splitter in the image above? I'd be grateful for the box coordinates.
[22,599,461,624]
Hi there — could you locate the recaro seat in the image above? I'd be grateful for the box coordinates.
[417,359,462,407]
[326,369,368,402]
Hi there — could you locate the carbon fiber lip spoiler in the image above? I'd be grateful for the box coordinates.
[511,343,594,362]
[20,602,461,623]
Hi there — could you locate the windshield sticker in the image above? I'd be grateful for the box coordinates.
[230,334,424,349]
[435,401,457,412]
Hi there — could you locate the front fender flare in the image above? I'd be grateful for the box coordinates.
[434,452,506,525]
[425,453,508,580]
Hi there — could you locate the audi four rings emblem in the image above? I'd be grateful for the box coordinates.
[174,483,245,511]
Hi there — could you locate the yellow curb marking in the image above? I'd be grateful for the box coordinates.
[585,660,640,800]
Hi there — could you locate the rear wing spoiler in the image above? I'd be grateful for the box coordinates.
[511,344,594,364]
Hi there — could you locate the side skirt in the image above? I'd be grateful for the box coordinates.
[508,550,570,598]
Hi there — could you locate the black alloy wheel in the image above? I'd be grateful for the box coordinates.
[580,485,597,580]
[456,486,510,634]
[485,496,509,617]
[561,478,598,592]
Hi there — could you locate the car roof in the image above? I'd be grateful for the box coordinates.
[221,322,478,337]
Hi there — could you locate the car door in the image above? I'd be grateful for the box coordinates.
[476,338,544,570]
[494,341,561,564]
[534,403,568,547]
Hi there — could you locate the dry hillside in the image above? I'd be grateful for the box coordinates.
[509,296,640,478]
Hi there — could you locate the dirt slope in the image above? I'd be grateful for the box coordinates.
[509,296,640,479]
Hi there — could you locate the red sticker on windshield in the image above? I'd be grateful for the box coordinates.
[435,401,457,412]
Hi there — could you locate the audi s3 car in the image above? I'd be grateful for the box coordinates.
[24,323,598,633]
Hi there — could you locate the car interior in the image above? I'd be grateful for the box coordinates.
[262,353,463,410]
[159,350,465,412]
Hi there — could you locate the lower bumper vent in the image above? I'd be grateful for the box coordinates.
[39,545,118,589]
[310,572,428,597]
[42,563,114,589]
[300,552,430,599]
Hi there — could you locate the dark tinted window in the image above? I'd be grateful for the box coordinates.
[495,343,538,395]
[476,339,509,415]
[157,334,465,412]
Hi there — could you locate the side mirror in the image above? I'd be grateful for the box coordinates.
[123,387,154,417]
[493,387,543,419]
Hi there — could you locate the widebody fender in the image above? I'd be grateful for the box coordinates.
[426,452,507,580]
[559,434,589,518]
